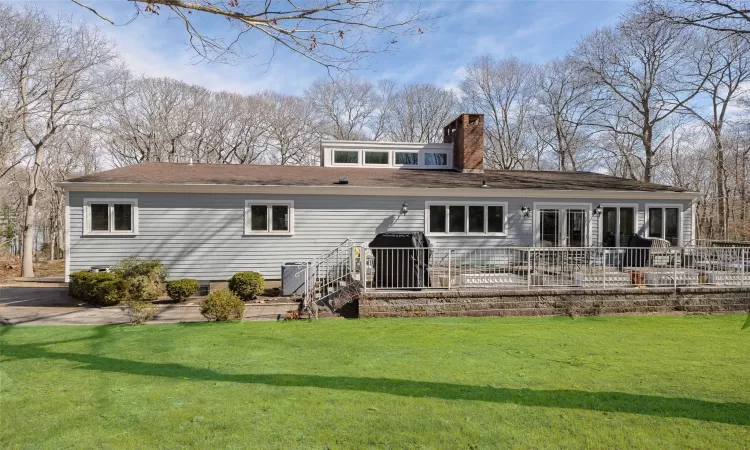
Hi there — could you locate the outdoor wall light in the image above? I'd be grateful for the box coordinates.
[400,202,409,215]
[594,204,603,217]
[520,206,531,218]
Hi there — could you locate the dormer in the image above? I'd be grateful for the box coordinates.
[319,114,485,172]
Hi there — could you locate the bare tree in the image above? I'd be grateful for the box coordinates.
[682,32,750,238]
[641,0,750,35]
[534,57,602,171]
[574,14,707,181]
[460,56,538,170]
[73,0,431,70]
[305,76,380,140]
[0,8,119,277]
[261,91,318,165]
[381,82,457,143]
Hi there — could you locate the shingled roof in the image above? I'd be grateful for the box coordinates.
[65,162,687,193]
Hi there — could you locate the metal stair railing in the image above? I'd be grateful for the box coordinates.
[302,239,359,316]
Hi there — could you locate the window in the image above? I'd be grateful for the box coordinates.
[84,199,137,235]
[245,201,294,235]
[647,206,681,246]
[424,153,448,166]
[601,206,636,247]
[429,205,446,233]
[364,151,389,165]
[427,203,506,235]
[333,150,359,164]
[395,152,418,165]
[449,206,465,233]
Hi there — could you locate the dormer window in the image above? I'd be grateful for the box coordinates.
[364,151,389,165]
[425,153,448,166]
[334,150,359,164]
[395,152,418,166]
[323,141,454,170]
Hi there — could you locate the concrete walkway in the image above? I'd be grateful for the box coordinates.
[0,283,300,325]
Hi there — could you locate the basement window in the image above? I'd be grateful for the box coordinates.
[84,199,138,235]
[245,200,294,235]
[426,202,507,236]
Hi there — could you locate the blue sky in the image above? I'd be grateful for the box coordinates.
[11,0,634,95]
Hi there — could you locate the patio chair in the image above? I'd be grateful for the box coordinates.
[650,238,672,267]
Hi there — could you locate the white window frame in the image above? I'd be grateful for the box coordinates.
[644,204,683,247]
[597,203,638,247]
[393,151,419,167]
[423,152,449,167]
[532,202,593,247]
[425,201,508,237]
[244,200,295,236]
[363,150,391,167]
[83,198,138,236]
[332,149,361,166]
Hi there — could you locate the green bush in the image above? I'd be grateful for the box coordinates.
[166,278,200,302]
[129,275,161,302]
[228,271,265,301]
[112,256,168,284]
[200,289,245,321]
[123,301,158,324]
[69,271,130,306]
[110,256,167,301]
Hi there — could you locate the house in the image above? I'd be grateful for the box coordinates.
[60,114,698,283]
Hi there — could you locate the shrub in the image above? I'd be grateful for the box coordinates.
[228,271,265,301]
[111,256,167,301]
[200,289,245,321]
[112,256,168,284]
[123,301,158,324]
[69,271,130,306]
[97,278,132,306]
[129,275,161,302]
[166,278,200,302]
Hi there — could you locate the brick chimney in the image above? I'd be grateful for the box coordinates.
[444,114,484,173]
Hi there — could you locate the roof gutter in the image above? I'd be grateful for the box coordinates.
[57,181,701,201]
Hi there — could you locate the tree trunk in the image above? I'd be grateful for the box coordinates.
[643,124,653,183]
[714,133,727,240]
[21,193,35,277]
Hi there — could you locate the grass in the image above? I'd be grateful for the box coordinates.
[1,315,748,449]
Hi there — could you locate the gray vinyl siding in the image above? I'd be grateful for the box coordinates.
[68,192,693,280]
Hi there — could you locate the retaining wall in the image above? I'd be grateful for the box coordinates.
[359,287,750,318]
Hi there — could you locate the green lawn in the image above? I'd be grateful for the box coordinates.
[1,315,749,449]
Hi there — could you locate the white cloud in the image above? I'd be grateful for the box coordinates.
[103,20,320,95]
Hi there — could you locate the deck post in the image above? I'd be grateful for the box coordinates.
[527,248,532,290]
[359,246,367,293]
[673,249,678,291]
[602,249,606,289]
[447,250,452,289]
[742,248,745,288]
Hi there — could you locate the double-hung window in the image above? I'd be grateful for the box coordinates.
[84,199,138,235]
[245,200,294,235]
[647,206,681,246]
[427,203,507,235]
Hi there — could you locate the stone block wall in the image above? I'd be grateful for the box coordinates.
[359,287,750,318]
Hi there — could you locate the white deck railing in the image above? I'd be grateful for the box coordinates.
[358,246,750,291]
[299,245,750,307]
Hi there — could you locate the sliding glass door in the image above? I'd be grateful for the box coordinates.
[537,205,589,247]
[601,206,636,247]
